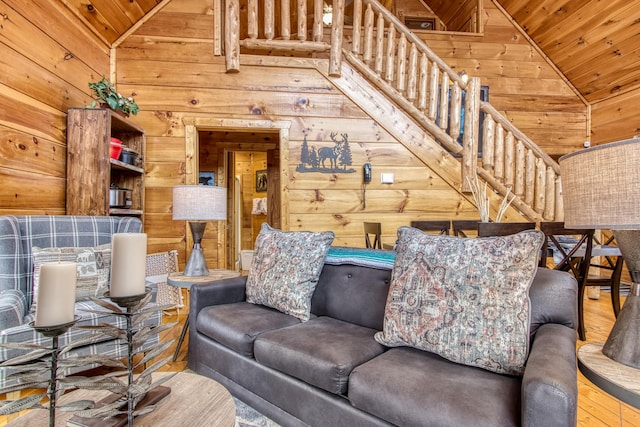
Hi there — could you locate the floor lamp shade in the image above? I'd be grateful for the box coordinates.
[173,185,227,276]
[559,138,640,369]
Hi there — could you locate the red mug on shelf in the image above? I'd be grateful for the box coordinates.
[110,137,123,160]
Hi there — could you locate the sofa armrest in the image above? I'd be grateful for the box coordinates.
[189,275,248,320]
[0,289,27,331]
[522,323,577,427]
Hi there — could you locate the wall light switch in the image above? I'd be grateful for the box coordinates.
[381,173,394,184]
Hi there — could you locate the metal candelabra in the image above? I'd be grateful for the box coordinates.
[30,316,80,427]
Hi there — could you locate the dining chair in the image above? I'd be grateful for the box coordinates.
[451,220,480,238]
[410,220,451,235]
[585,234,625,318]
[539,222,595,340]
[363,222,382,249]
[476,221,536,237]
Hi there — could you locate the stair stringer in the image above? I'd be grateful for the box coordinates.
[315,58,527,222]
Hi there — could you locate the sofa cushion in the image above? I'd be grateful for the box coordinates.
[30,244,111,313]
[310,263,392,331]
[254,316,386,395]
[375,227,544,375]
[245,224,334,321]
[349,347,521,427]
[196,301,300,358]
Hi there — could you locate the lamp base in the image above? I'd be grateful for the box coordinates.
[602,282,640,369]
[184,221,210,277]
[603,230,640,369]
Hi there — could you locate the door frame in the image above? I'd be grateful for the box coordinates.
[182,116,292,268]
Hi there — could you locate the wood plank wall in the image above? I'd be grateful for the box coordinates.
[591,87,640,144]
[0,0,109,215]
[2,0,622,269]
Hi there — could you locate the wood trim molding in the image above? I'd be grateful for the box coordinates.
[182,116,292,232]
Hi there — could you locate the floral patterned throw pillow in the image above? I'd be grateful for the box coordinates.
[375,226,544,375]
[245,224,335,321]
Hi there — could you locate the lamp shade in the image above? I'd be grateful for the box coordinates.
[172,185,227,221]
[559,138,640,229]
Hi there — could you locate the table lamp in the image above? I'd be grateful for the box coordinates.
[173,185,227,276]
[560,138,640,368]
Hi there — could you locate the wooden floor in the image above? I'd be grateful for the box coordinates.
[2,293,639,426]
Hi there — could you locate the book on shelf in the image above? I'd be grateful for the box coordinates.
[66,386,170,427]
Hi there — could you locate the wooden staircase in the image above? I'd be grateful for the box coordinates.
[220,0,563,222]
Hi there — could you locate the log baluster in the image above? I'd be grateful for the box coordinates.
[524,149,535,206]
[461,77,480,193]
[514,140,525,197]
[449,81,462,141]
[504,131,515,188]
[396,34,407,92]
[482,115,495,171]
[427,62,438,120]
[265,0,275,40]
[247,0,258,39]
[384,25,396,84]
[417,53,428,111]
[213,0,222,55]
[225,0,240,72]
[438,71,449,130]
[406,43,418,103]
[544,167,556,220]
[281,0,291,40]
[329,0,344,77]
[534,158,546,214]
[555,177,564,222]
[312,0,322,41]
[363,5,374,64]
[374,12,384,76]
[494,123,504,181]
[352,0,362,55]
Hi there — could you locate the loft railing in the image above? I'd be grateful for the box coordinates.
[221,0,563,221]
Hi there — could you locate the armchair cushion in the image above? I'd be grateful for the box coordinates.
[30,244,111,313]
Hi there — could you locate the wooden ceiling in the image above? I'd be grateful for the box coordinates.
[66,0,640,104]
[496,0,640,103]
[61,0,162,45]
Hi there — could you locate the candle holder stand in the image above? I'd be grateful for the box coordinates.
[105,288,151,427]
[29,315,80,427]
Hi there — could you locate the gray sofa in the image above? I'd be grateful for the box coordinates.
[0,215,161,392]
[189,249,578,427]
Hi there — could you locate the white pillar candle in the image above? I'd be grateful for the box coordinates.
[35,261,77,327]
[110,233,147,297]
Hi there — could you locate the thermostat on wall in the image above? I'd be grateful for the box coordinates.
[381,173,394,184]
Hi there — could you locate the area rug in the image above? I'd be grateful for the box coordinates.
[234,397,281,427]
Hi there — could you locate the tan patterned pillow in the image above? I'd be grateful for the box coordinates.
[375,227,544,375]
[31,244,112,312]
[245,224,334,321]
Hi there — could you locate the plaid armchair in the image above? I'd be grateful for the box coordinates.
[0,215,161,392]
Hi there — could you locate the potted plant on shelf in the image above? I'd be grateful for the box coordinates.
[87,76,139,117]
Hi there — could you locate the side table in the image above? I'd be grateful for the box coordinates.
[167,269,241,361]
[578,342,640,409]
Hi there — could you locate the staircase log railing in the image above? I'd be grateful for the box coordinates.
[222,0,563,221]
